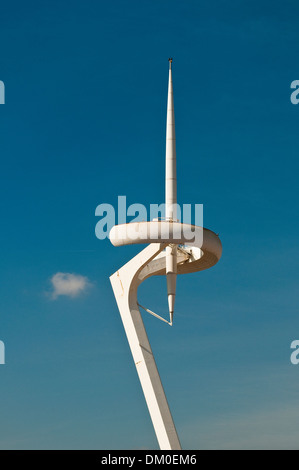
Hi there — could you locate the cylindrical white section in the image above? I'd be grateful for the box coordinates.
[166,245,177,314]
[165,62,177,221]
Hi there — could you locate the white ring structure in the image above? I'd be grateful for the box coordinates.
[110,221,222,277]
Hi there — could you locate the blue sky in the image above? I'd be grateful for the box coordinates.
[0,0,299,449]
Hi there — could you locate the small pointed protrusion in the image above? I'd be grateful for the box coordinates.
[169,310,173,326]
[168,296,174,326]
[166,268,176,325]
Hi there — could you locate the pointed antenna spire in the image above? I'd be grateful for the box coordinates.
[165,58,177,322]
[165,57,177,221]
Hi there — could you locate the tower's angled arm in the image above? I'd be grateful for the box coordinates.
[110,242,181,450]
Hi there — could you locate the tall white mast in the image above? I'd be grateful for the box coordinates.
[165,58,177,219]
[165,58,177,324]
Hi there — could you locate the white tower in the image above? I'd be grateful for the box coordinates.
[109,59,222,450]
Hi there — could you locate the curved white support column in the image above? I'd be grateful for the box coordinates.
[110,242,181,450]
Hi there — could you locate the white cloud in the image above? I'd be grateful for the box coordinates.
[50,272,91,299]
